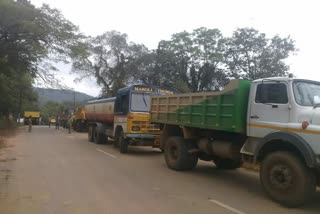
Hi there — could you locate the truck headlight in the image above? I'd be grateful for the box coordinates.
[132,126,140,131]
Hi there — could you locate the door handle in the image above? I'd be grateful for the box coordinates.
[250,115,259,119]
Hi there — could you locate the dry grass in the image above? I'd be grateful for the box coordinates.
[0,127,18,150]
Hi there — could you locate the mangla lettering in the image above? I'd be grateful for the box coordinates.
[134,87,153,92]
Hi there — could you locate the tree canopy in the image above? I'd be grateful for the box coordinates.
[0,0,297,117]
[0,0,82,116]
[71,27,296,95]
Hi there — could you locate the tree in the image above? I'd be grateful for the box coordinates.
[0,72,38,117]
[129,42,178,87]
[225,28,296,80]
[154,28,228,92]
[0,0,82,116]
[191,27,228,91]
[71,31,144,97]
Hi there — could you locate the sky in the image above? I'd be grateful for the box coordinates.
[31,0,320,97]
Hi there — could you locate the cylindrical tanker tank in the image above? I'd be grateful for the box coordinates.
[84,97,116,125]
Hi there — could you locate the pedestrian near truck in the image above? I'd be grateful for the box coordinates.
[67,115,72,134]
[55,116,60,130]
[28,115,32,132]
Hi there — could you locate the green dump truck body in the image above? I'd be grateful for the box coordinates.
[150,80,251,134]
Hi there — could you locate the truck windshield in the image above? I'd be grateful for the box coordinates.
[130,93,151,112]
[293,81,320,106]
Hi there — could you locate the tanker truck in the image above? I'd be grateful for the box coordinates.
[150,77,320,207]
[73,107,87,132]
[85,84,175,153]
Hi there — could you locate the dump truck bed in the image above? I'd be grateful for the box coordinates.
[150,80,251,134]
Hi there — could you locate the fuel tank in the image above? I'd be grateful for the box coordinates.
[84,97,115,124]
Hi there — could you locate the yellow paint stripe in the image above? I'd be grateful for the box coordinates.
[248,123,320,135]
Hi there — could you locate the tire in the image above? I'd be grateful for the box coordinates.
[164,137,198,171]
[75,122,81,132]
[113,129,120,148]
[118,130,128,153]
[260,151,316,207]
[94,130,106,144]
[88,126,94,142]
[213,158,242,170]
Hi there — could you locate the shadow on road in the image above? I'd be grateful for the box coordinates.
[98,140,163,157]
[125,146,163,157]
[190,164,320,212]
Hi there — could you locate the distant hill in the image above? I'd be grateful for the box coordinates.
[35,88,94,106]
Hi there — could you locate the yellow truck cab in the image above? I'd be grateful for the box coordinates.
[85,85,176,153]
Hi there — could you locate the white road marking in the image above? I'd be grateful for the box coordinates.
[209,199,246,214]
[96,148,118,159]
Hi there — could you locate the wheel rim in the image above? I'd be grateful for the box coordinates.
[269,164,293,190]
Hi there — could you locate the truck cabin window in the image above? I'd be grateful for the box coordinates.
[115,94,129,114]
[293,81,320,106]
[255,83,288,104]
[130,93,151,112]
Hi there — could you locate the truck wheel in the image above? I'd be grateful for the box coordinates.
[88,126,94,142]
[113,139,119,147]
[213,158,242,170]
[260,151,316,207]
[165,137,198,171]
[94,130,106,144]
[118,130,128,153]
[76,122,81,132]
[113,129,121,147]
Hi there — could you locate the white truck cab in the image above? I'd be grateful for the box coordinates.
[241,77,320,207]
[242,77,320,165]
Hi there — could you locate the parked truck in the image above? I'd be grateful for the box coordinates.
[150,77,320,207]
[73,107,87,132]
[24,111,40,125]
[85,85,175,153]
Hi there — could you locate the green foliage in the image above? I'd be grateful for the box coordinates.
[0,72,38,117]
[72,31,146,96]
[40,100,78,123]
[225,28,296,80]
[0,0,82,116]
[130,28,229,92]
[129,27,295,92]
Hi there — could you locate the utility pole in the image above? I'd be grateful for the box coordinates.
[73,90,76,114]
[17,86,22,123]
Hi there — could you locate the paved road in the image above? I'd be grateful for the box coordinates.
[0,126,319,214]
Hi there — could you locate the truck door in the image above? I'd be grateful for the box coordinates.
[248,81,290,137]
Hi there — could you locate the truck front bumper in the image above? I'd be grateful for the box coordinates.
[126,134,158,140]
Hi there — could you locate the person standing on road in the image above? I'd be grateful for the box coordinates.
[67,115,72,134]
[55,115,60,130]
[28,115,32,132]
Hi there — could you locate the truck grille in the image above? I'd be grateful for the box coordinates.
[131,121,160,133]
